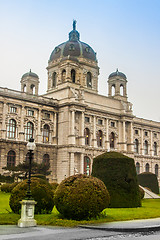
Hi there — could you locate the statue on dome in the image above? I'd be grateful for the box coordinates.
[73,20,76,30]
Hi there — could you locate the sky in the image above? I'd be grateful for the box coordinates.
[0,0,160,121]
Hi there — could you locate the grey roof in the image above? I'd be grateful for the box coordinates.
[49,23,97,62]
[109,69,126,79]
[22,70,39,79]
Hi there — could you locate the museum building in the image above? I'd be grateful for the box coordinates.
[0,21,160,183]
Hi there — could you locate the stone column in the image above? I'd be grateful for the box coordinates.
[70,152,75,176]
[52,112,57,144]
[141,129,144,155]
[37,109,42,143]
[80,112,85,145]
[0,144,6,174]
[71,110,75,135]
[80,153,84,174]
[150,131,153,156]
[66,65,70,81]
[130,122,134,152]
[122,120,127,151]
[19,106,25,141]
[106,118,110,150]
[93,115,97,147]
[117,121,121,151]
[69,110,75,145]
[54,112,57,137]
[1,102,7,138]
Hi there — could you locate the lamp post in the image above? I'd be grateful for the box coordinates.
[26,138,36,199]
[18,137,37,228]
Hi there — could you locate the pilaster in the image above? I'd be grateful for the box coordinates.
[93,115,97,147]
[1,102,7,139]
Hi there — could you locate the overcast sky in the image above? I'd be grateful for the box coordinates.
[0,0,160,121]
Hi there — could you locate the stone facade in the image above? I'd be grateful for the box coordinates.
[0,22,160,183]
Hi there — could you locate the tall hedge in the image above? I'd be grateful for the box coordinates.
[137,172,159,194]
[92,151,141,208]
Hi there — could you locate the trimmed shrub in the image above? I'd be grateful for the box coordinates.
[31,174,46,180]
[92,151,141,208]
[1,182,18,193]
[139,186,145,199]
[0,174,14,183]
[137,172,159,194]
[50,182,59,191]
[54,174,110,220]
[9,178,54,214]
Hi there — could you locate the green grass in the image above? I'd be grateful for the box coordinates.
[1,191,160,227]
[0,191,12,213]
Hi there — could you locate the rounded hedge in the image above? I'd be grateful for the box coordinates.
[137,172,159,194]
[54,174,110,220]
[1,182,18,193]
[92,151,141,208]
[9,178,54,214]
[50,182,59,191]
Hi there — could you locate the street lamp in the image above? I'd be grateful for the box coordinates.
[18,137,37,227]
[26,138,36,199]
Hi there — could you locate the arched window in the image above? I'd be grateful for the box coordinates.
[134,139,139,154]
[62,69,66,82]
[136,162,140,174]
[111,85,115,96]
[87,72,92,88]
[71,69,76,83]
[110,132,115,149]
[25,122,34,141]
[144,140,148,155]
[43,154,50,166]
[84,156,91,175]
[153,142,157,156]
[23,84,26,92]
[120,84,124,96]
[52,72,57,87]
[43,124,50,143]
[30,84,35,94]
[145,163,150,172]
[84,128,90,145]
[7,119,16,139]
[155,164,158,177]
[97,130,103,147]
[7,150,16,167]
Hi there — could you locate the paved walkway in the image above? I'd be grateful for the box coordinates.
[0,218,160,239]
[80,217,160,232]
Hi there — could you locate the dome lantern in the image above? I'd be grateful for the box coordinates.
[69,20,80,41]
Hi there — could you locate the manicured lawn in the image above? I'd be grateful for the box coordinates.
[0,191,12,213]
[1,191,160,227]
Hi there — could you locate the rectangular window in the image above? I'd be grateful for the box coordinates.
[98,119,103,125]
[10,106,17,113]
[27,110,34,116]
[85,117,90,123]
[44,113,50,119]
[135,130,138,135]
[111,121,115,127]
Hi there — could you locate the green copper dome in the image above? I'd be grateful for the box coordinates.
[49,21,97,62]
